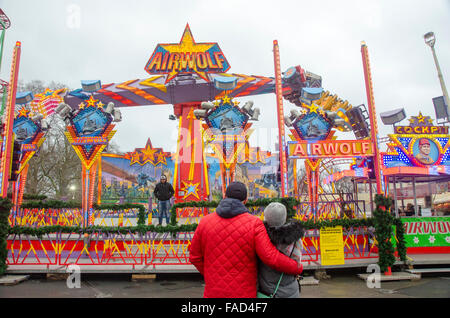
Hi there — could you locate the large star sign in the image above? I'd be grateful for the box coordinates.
[144,24,230,83]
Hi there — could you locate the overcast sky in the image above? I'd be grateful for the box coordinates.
[1,0,449,154]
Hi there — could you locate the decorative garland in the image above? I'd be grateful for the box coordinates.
[0,198,13,275]
[8,223,198,237]
[21,200,82,209]
[300,218,375,230]
[393,217,407,263]
[373,194,404,272]
[7,193,48,201]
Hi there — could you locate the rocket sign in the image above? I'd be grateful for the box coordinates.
[144,24,230,83]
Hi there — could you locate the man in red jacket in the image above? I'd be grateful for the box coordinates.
[189,182,303,298]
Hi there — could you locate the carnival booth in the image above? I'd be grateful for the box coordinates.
[328,112,450,254]
[381,112,450,216]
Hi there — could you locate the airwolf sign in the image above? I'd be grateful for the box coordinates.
[145,24,230,83]
[288,140,373,159]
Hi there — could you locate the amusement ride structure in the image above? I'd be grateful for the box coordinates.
[1,23,381,222]
[1,11,449,276]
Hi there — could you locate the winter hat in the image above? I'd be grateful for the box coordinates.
[225,182,247,202]
[264,202,287,228]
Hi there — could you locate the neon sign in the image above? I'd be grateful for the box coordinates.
[382,113,450,168]
[144,24,230,83]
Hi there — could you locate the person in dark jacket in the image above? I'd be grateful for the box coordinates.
[189,182,303,298]
[258,202,304,298]
[153,175,174,225]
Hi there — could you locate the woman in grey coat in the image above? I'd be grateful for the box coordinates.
[258,202,304,298]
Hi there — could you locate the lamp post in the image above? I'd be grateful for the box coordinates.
[424,32,450,117]
[70,185,76,200]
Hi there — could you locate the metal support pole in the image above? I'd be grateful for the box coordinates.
[412,177,418,217]
[400,179,405,211]
[430,45,450,115]
[273,40,289,197]
[393,176,398,217]
[361,42,384,195]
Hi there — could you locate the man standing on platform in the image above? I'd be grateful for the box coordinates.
[153,175,174,226]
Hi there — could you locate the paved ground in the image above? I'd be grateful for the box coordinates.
[1,268,449,298]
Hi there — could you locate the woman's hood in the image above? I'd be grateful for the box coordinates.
[264,221,304,245]
[216,198,248,218]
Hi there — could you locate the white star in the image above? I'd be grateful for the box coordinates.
[446,236,450,243]
[428,236,436,244]
[413,237,420,244]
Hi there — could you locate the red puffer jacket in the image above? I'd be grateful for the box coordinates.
[189,198,303,298]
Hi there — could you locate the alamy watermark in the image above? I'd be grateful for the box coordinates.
[66,264,81,288]
[366,264,381,289]
[66,4,81,29]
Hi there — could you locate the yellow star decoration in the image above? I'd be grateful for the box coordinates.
[86,96,98,107]
[416,113,426,123]
[160,24,215,82]
[233,100,240,107]
[140,144,158,164]
[17,107,30,117]
[222,95,231,104]
[308,104,319,114]
[96,101,104,109]
[181,181,200,200]
[129,152,141,165]
[409,112,434,125]
[156,151,167,165]
[213,100,221,107]
[78,102,86,109]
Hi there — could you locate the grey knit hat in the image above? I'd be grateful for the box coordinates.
[264,202,287,227]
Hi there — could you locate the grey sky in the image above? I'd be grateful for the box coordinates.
[1,0,449,154]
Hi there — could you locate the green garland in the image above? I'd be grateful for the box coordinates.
[373,194,397,272]
[393,218,407,263]
[8,224,198,237]
[21,200,82,209]
[0,198,13,276]
[300,218,375,230]
[7,193,48,201]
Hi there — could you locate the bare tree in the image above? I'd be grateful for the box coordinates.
[8,80,83,200]
[26,115,82,199]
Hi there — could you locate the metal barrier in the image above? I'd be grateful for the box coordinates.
[8,208,144,228]
[295,200,368,220]
[9,208,83,227]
